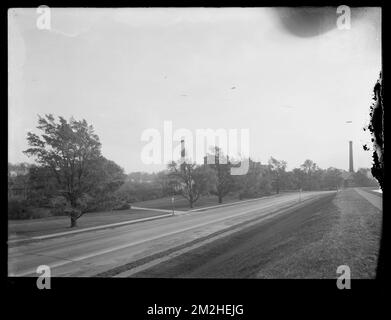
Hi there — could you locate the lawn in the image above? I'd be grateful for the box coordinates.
[8,208,168,240]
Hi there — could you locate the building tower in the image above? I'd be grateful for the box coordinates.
[349,140,354,173]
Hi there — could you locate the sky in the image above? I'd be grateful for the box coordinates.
[8,7,381,173]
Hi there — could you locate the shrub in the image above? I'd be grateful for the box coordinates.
[50,195,68,216]
[28,207,51,219]
[113,202,130,211]
[8,199,33,219]
[8,199,51,219]
[76,193,95,213]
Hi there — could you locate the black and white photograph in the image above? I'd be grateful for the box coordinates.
[7,6,383,285]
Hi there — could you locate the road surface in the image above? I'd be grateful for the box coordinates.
[9,191,333,277]
[129,188,382,278]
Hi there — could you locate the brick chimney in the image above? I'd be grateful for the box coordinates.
[180,139,185,159]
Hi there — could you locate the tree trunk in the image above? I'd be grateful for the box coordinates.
[70,214,77,228]
[69,208,80,228]
[69,195,79,228]
[188,193,194,208]
[218,195,223,204]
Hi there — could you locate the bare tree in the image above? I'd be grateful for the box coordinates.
[167,160,211,208]
[268,157,287,194]
[209,147,233,203]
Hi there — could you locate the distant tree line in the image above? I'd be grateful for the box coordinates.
[8,114,379,225]
[116,149,378,209]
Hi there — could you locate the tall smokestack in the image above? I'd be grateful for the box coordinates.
[180,139,185,159]
[349,141,354,172]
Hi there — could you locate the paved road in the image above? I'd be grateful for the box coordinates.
[128,188,382,278]
[8,191,333,277]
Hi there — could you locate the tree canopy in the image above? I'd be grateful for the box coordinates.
[24,114,125,226]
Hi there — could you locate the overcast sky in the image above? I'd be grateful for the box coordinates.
[8,7,381,173]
